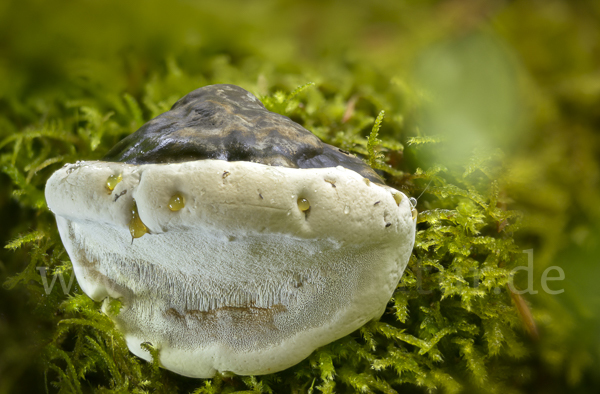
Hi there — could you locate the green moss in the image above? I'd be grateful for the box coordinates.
[0,76,531,393]
[2,0,600,393]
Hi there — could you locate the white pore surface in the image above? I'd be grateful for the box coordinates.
[45,160,416,378]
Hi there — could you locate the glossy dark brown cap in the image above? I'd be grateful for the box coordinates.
[104,84,384,184]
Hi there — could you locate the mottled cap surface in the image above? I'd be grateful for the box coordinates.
[104,84,383,184]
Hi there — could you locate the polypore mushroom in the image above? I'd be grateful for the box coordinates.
[45,84,416,378]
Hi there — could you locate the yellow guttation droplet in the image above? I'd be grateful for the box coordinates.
[411,208,418,220]
[106,174,122,192]
[297,197,310,212]
[169,193,185,211]
[393,193,403,206]
[363,178,371,186]
[129,202,148,239]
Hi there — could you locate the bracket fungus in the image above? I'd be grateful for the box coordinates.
[45,84,417,378]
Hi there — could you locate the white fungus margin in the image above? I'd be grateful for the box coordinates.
[46,159,416,378]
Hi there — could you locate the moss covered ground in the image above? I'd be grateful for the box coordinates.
[1,0,599,392]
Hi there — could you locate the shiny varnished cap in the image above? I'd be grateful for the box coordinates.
[104,84,384,184]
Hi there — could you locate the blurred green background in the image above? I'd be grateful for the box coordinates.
[1,0,599,393]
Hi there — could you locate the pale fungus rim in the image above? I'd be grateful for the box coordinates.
[47,159,415,243]
[45,158,417,377]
